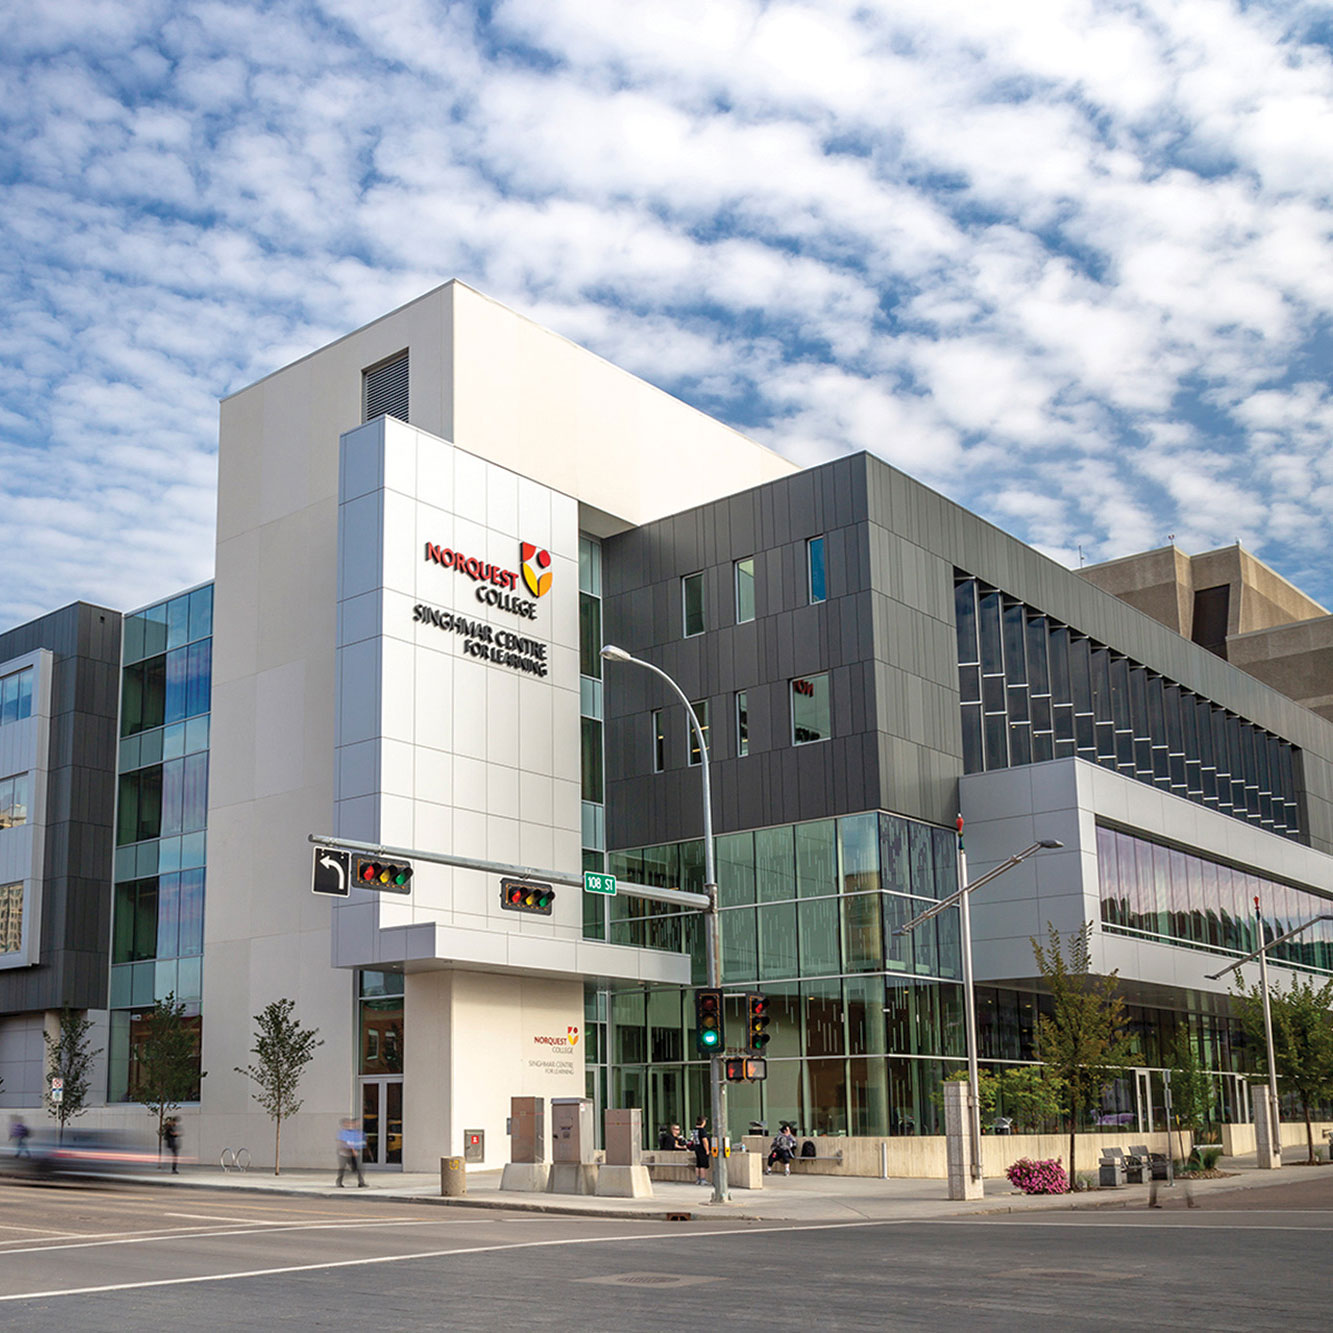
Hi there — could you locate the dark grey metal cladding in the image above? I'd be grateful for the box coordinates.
[603,449,1333,856]
[602,456,886,850]
[0,602,122,1012]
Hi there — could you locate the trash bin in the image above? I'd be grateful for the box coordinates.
[1099,1156,1126,1188]
[441,1156,467,1196]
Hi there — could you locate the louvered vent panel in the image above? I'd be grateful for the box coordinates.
[363,351,409,423]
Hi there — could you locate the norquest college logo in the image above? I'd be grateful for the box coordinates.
[413,539,554,677]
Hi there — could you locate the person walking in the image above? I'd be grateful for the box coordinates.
[336,1117,367,1187]
[689,1114,712,1186]
[8,1116,30,1159]
[162,1116,181,1173]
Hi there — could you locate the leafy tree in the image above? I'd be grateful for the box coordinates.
[235,998,323,1176]
[941,1067,997,1117]
[1166,1031,1212,1166]
[44,1008,100,1143]
[1031,921,1134,1188]
[135,993,205,1156]
[1235,975,1333,1163]
[994,1065,1065,1133]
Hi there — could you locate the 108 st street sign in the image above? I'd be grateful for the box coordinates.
[583,870,616,896]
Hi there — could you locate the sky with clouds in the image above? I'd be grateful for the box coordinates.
[3,0,1332,630]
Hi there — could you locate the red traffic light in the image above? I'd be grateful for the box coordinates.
[500,879,555,916]
[354,857,413,893]
[747,993,771,1052]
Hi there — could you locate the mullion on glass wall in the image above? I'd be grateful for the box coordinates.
[1026,615,1054,761]
[1090,645,1116,768]
[1109,654,1134,774]
[1145,675,1170,787]
[1128,665,1153,779]
[1069,635,1096,759]
[1163,683,1187,793]
[1196,696,1218,804]
[1003,598,1032,767]
[1048,625,1075,756]
[1241,726,1262,824]
[1180,689,1203,797]
[978,589,1007,769]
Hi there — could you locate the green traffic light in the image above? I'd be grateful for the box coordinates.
[701,1028,720,1046]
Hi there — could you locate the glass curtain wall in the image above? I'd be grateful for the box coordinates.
[604,811,966,1141]
[108,584,212,1102]
[579,536,607,947]
[1098,824,1333,974]
[955,575,1304,841]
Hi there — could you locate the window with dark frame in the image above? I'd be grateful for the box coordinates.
[682,571,705,637]
[735,557,755,624]
[807,536,827,604]
[652,709,665,773]
[688,699,710,766]
[735,691,749,757]
[791,674,830,745]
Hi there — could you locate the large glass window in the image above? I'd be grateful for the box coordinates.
[735,557,755,624]
[0,669,33,726]
[792,673,830,745]
[581,718,604,802]
[682,572,705,638]
[0,883,21,952]
[1098,826,1333,974]
[0,773,30,829]
[808,537,827,604]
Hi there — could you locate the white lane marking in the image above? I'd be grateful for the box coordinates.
[0,1220,910,1303]
[0,1217,449,1257]
[165,1213,286,1225]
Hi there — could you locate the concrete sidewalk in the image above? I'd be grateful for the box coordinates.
[104,1145,1327,1224]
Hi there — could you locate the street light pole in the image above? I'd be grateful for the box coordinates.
[601,645,729,1204]
[898,826,1063,1192]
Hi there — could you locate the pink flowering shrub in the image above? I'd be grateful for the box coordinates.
[1005,1157,1069,1194]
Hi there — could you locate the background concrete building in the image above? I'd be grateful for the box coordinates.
[1081,544,1333,723]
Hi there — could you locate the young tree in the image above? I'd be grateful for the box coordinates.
[994,1065,1065,1133]
[235,998,323,1176]
[1031,922,1135,1188]
[1235,975,1333,1163]
[135,993,205,1158]
[43,1008,101,1143]
[1166,1031,1212,1166]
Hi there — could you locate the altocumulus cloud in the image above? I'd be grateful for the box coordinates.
[1,0,1332,625]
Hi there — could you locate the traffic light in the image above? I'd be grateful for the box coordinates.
[354,856,413,894]
[695,988,724,1055]
[747,993,770,1053]
[500,878,555,916]
[724,1056,746,1082]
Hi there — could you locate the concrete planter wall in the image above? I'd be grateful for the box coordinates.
[738,1131,1184,1179]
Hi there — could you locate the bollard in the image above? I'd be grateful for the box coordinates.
[441,1156,467,1197]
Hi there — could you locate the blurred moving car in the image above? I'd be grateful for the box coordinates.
[3,1128,159,1178]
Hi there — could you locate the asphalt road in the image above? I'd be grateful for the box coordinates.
[1,1174,1331,1330]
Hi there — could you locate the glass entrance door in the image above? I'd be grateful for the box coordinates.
[360,1078,403,1168]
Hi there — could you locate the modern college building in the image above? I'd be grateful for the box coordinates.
[4,280,1333,1169]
